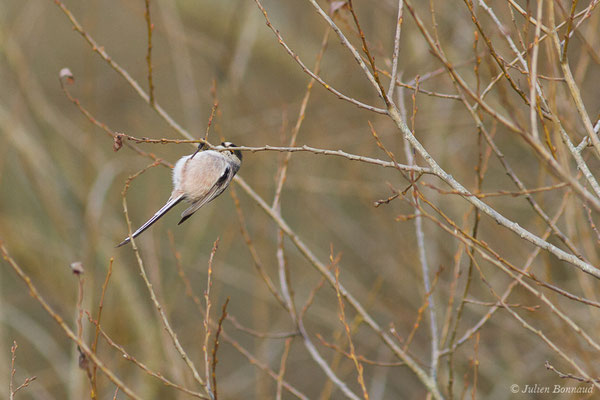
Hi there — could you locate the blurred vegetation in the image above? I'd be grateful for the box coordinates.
[1,0,600,399]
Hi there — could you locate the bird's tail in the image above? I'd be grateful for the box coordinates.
[117,194,185,247]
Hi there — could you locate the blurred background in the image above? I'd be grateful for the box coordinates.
[1,0,600,398]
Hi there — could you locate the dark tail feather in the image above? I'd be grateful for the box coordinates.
[178,213,193,225]
[117,195,184,247]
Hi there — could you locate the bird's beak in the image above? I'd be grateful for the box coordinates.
[190,142,206,159]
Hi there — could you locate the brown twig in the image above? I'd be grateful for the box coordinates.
[334,266,369,399]
[211,298,229,400]
[144,0,155,104]
[203,98,219,143]
[471,333,479,400]
[561,0,580,61]
[403,266,443,352]
[9,341,37,400]
[203,238,219,398]
[387,0,404,98]
[276,338,293,400]
[91,257,114,397]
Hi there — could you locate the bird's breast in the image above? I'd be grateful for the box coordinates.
[180,153,228,201]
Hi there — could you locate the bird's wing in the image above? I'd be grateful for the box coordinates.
[178,165,233,225]
[117,194,185,247]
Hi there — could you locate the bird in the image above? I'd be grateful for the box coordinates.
[117,141,242,247]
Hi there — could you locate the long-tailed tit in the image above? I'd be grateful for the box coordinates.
[117,142,242,247]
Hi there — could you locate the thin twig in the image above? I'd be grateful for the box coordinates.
[276,338,293,400]
[387,0,404,98]
[528,0,543,140]
[334,266,369,399]
[144,0,155,105]
[91,257,114,397]
[211,298,229,400]
[398,82,439,380]
[9,342,37,400]
[203,239,219,400]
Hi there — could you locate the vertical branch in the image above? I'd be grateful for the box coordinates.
[144,0,155,105]
[203,96,219,143]
[211,298,229,400]
[474,31,481,96]
[471,333,480,400]
[71,261,93,393]
[9,342,37,400]
[397,86,439,381]
[529,0,543,140]
[387,0,404,98]
[72,262,86,343]
[91,257,114,397]
[203,239,220,400]
[9,341,16,400]
[276,230,295,318]
[562,0,580,61]
[276,338,293,400]
[334,267,369,400]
